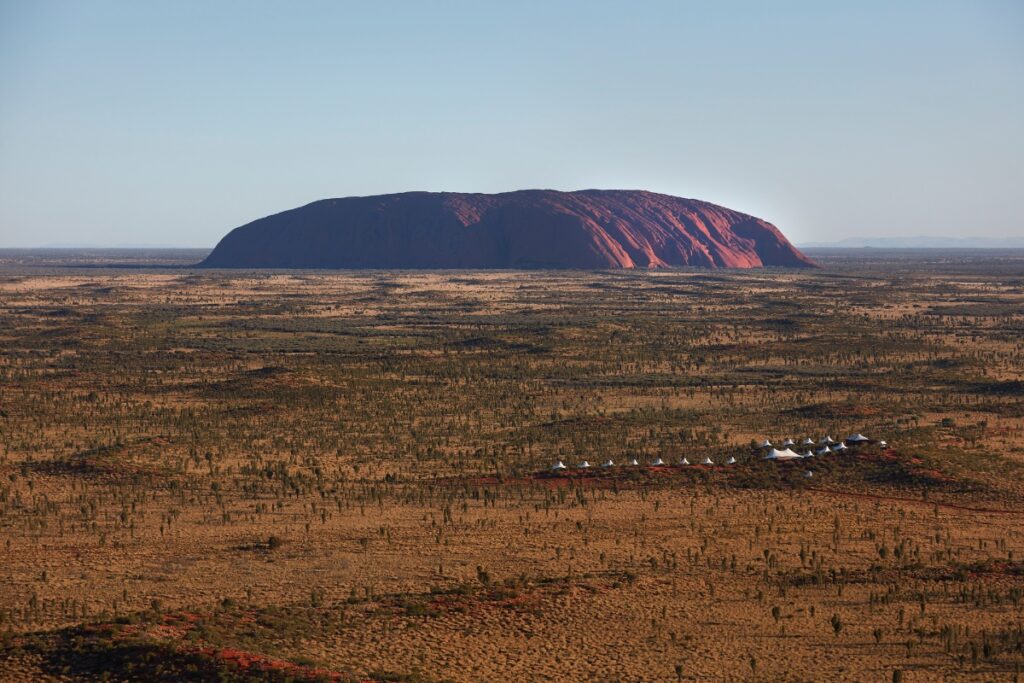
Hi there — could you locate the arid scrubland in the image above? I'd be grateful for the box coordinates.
[0,253,1023,681]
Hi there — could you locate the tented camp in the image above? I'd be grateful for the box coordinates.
[764,448,803,461]
[542,430,885,475]
[803,470,814,478]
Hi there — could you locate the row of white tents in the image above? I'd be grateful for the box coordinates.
[550,433,884,472]
[551,455,721,471]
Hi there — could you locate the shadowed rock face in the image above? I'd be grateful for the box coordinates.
[201,190,816,269]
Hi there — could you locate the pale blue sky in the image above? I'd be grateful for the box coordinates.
[1,1,1021,247]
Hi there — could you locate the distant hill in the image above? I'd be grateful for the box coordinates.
[201,190,815,270]
[800,236,1024,249]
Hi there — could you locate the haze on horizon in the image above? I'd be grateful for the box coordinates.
[1,0,1022,249]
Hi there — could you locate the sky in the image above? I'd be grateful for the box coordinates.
[0,1,1022,248]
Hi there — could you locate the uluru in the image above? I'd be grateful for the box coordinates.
[201,190,815,269]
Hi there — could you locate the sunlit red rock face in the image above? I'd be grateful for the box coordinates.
[201,190,816,269]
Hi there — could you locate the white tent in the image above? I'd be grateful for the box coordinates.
[800,451,814,458]
[651,457,666,466]
[628,457,640,466]
[820,436,836,445]
[816,447,831,456]
[833,443,848,452]
[602,459,615,468]
[725,456,737,465]
[879,440,888,449]
[759,439,773,449]
[578,460,591,469]
[803,470,814,478]
[701,456,714,465]
[680,457,691,466]
[552,460,567,471]
[764,448,803,461]
[846,433,869,444]
[801,437,815,446]
[781,438,795,447]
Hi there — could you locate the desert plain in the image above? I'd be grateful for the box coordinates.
[0,250,1023,681]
